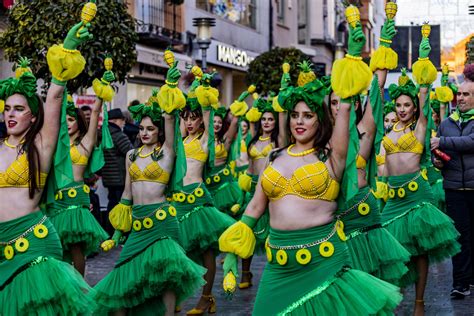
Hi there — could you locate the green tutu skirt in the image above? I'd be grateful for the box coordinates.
[45,181,109,257]
[0,211,95,315]
[254,221,402,315]
[205,164,244,217]
[338,186,411,285]
[92,202,206,315]
[241,173,270,254]
[427,165,445,211]
[381,170,460,286]
[172,183,235,259]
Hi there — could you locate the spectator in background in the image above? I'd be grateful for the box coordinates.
[101,108,134,235]
[80,105,92,125]
[123,109,139,145]
[431,79,474,299]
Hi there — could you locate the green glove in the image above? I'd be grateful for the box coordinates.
[347,24,366,57]
[441,74,449,86]
[419,37,431,59]
[102,70,115,84]
[223,253,239,278]
[63,22,93,50]
[166,61,181,84]
[380,20,396,47]
[241,215,257,229]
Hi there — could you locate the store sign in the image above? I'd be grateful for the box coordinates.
[217,44,255,68]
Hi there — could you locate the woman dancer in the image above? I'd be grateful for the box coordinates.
[234,119,251,178]
[219,22,401,315]
[44,90,110,275]
[380,31,460,315]
[93,63,206,315]
[0,22,95,314]
[237,92,287,289]
[175,72,235,315]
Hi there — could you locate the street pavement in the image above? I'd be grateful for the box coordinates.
[86,249,474,315]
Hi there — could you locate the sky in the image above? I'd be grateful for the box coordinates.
[395,0,474,48]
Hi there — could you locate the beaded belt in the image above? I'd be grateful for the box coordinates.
[55,184,90,200]
[172,184,207,204]
[337,189,373,218]
[387,170,427,199]
[0,216,49,261]
[205,166,233,186]
[265,220,346,266]
[131,205,176,232]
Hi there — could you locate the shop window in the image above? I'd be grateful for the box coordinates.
[196,0,257,29]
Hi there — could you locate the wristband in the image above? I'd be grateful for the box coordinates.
[119,198,132,206]
[51,77,66,86]
[379,37,392,44]
[345,54,362,60]
[241,215,257,229]
[165,80,178,87]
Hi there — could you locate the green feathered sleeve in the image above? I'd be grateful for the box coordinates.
[166,111,186,194]
[367,75,384,191]
[340,101,360,203]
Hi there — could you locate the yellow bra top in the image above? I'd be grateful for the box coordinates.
[0,154,47,188]
[129,159,170,184]
[70,145,88,166]
[376,154,385,166]
[215,142,228,160]
[383,131,424,155]
[261,161,340,201]
[240,139,247,153]
[184,134,208,162]
[249,142,274,160]
[356,154,367,170]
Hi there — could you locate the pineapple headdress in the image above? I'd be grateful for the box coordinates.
[383,100,396,117]
[129,89,163,123]
[430,91,440,115]
[388,68,418,105]
[66,94,78,118]
[214,105,228,119]
[0,57,39,114]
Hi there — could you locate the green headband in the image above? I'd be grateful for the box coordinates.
[129,91,163,123]
[278,79,327,118]
[383,101,395,116]
[0,72,39,115]
[430,98,440,115]
[388,69,418,106]
[66,95,77,118]
[254,95,273,114]
[214,106,227,119]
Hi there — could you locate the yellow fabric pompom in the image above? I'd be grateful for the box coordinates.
[230,100,248,117]
[370,46,398,72]
[245,107,262,122]
[435,86,454,103]
[373,181,388,200]
[195,85,219,109]
[157,85,186,113]
[238,173,252,192]
[109,203,132,232]
[219,221,256,259]
[47,44,86,82]
[272,95,285,112]
[92,78,115,102]
[412,59,437,85]
[331,57,372,99]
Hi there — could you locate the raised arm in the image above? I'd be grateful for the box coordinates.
[163,112,175,153]
[39,84,65,153]
[81,98,102,153]
[329,100,351,180]
[224,115,239,150]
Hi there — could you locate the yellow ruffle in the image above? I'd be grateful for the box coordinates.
[109,203,132,232]
[219,221,256,259]
[46,44,86,82]
[331,57,372,99]
[412,59,437,85]
[369,46,398,72]
[245,107,262,122]
[229,100,248,117]
[272,95,285,112]
[92,78,115,102]
[435,86,454,103]
[157,85,186,113]
[195,85,219,109]
[238,173,252,192]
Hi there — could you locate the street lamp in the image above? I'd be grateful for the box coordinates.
[193,17,216,71]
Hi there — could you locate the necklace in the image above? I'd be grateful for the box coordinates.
[392,120,414,132]
[185,133,203,145]
[287,144,316,157]
[259,135,270,141]
[4,138,24,149]
[138,145,161,158]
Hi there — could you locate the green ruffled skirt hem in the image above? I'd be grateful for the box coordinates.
[92,237,206,314]
[0,256,95,315]
[209,182,244,216]
[47,205,109,257]
[346,226,411,286]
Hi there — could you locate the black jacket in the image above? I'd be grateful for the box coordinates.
[102,123,134,187]
[437,116,474,189]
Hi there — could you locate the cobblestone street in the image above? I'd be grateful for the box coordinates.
[86,248,474,315]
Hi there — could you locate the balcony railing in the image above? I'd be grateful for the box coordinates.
[135,0,183,46]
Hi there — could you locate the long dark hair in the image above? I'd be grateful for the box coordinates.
[270,102,333,162]
[71,108,89,145]
[248,111,279,154]
[214,112,229,142]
